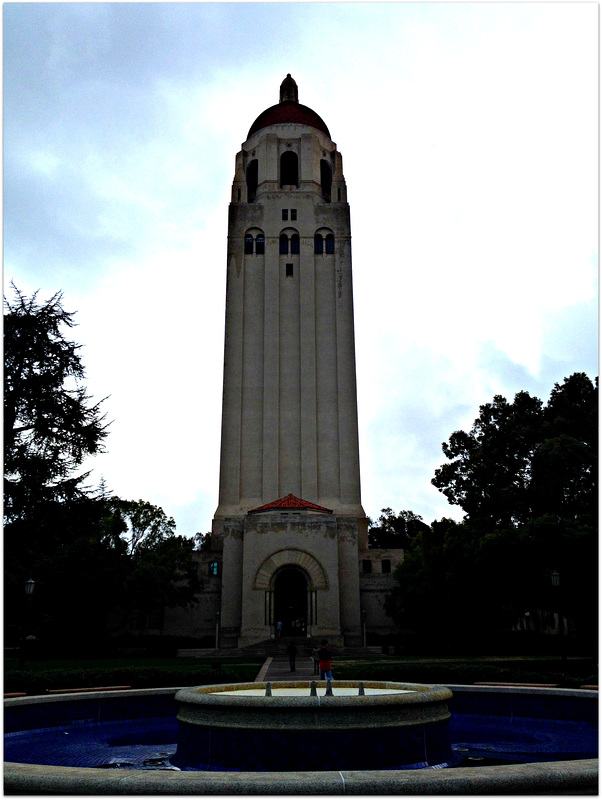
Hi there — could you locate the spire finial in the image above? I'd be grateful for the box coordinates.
[280,74,298,104]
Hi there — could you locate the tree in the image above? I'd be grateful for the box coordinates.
[107,498,201,634]
[368,508,430,549]
[4,286,200,647]
[432,390,544,531]
[3,490,128,647]
[426,373,597,649]
[193,532,212,552]
[432,373,597,533]
[530,373,598,524]
[4,284,108,521]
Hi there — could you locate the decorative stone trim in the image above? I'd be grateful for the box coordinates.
[253,548,329,590]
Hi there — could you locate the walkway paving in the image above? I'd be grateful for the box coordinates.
[257,656,320,683]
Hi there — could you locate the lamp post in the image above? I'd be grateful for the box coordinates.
[19,579,35,669]
[215,610,220,650]
[361,608,367,649]
[550,570,566,662]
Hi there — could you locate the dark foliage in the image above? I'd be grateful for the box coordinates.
[4,284,109,521]
[368,508,429,549]
[4,286,201,646]
[386,374,597,652]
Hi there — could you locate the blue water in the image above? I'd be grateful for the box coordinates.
[4,713,596,771]
[4,717,180,770]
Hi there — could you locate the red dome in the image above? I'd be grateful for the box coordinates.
[247,101,330,139]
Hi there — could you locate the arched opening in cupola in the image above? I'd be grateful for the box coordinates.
[280,151,298,187]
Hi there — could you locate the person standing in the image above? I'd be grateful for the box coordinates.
[287,640,297,672]
[318,639,332,680]
[311,644,320,675]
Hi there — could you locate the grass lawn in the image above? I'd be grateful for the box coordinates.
[333,655,597,688]
[5,656,263,671]
[4,653,596,694]
[4,656,265,695]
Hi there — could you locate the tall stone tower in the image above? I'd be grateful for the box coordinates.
[212,75,368,648]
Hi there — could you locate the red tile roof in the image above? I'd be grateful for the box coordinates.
[247,102,330,139]
[248,494,333,514]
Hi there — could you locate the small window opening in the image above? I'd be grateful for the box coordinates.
[325,234,335,254]
[337,188,341,201]
[244,234,254,255]
[286,263,294,277]
[237,188,241,201]
[279,234,289,255]
[362,560,372,574]
[290,234,300,255]
[246,159,258,202]
[208,561,220,577]
[314,234,323,255]
[291,209,297,220]
[382,560,391,574]
[256,234,265,255]
[282,209,288,221]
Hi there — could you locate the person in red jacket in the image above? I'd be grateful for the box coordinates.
[318,639,332,680]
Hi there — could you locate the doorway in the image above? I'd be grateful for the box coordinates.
[274,568,307,637]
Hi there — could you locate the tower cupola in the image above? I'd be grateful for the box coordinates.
[247,75,330,139]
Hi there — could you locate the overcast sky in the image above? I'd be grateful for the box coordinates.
[4,2,598,536]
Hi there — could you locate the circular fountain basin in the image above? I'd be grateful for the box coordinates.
[172,681,455,771]
[4,685,598,794]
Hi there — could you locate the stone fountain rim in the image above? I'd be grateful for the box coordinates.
[176,679,453,707]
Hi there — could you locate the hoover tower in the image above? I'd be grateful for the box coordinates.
[212,75,368,647]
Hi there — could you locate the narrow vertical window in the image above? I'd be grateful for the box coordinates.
[286,263,294,277]
[382,560,391,574]
[314,234,323,255]
[246,159,258,202]
[362,560,372,574]
[256,234,265,255]
[244,234,254,255]
[280,151,298,187]
[320,160,332,202]
[325,234,335,254]
[279,234,289,255]
[290,234,300,255]
[291,209,297,220]
[282,209,288,221]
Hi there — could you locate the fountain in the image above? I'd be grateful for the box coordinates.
[4,682,598,794]
[172,680,455,771]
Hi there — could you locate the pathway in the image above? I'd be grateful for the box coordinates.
[256,655,319,683]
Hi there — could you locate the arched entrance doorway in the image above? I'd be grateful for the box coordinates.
[274,567,307,637]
